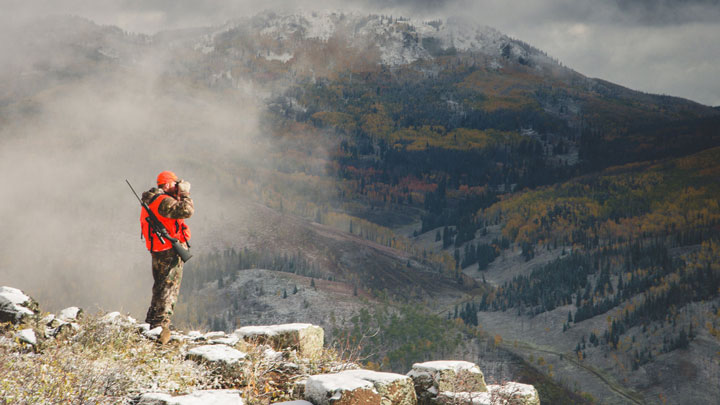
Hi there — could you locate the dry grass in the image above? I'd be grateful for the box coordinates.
[0,315,212,404]
[0,313,353,405]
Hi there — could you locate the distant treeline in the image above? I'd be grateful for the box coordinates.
[181,247,326,296]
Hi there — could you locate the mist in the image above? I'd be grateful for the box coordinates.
[0,18,267,317]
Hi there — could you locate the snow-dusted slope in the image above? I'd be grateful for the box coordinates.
[194,11,555,68]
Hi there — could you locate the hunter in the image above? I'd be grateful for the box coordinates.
[140,170,193,344]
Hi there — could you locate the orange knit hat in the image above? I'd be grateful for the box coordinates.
[156,170,178,185]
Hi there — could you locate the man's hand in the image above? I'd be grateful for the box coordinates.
[177,180,191,197]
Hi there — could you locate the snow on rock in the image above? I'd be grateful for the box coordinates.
[0,286,38,323]
[437,382,540,405]
[305,369,416,405]
[101,311,123,323]
[101,311,137,326]
[305,372,376,404]
[408,360,487,403]
[257,12,337,42]
[186,344,247,365]
[42,312,80,338]
[263,347,283,362]
[143,326,162,340]
[209,335,239,346]
[136,389,243,404]
[58,306,82,321]
[16,328,37,346]
[235,323,323,358]
[45,321,79,338]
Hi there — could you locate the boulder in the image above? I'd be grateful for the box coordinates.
[186,344,247,365]
[305,369,416,405]
[235,323,323,358]
[436,382,539,405]
[0,286,38,324]
[58,306,82,322]
[407,361,487,404]
[136,389,243,404]
[16,328,37,346]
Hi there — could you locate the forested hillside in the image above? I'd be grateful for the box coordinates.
[474,147,720,359]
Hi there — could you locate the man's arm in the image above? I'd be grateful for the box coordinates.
[158,195,194,219]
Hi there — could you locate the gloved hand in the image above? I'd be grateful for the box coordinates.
[177,180,191,197]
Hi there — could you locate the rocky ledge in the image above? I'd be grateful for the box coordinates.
[1,286,538,404]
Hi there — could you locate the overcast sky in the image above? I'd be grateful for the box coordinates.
[4,0,720,104]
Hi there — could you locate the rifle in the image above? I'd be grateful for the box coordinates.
[126,179,192,262]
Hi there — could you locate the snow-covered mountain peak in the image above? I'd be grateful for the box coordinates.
[192,11,555,68]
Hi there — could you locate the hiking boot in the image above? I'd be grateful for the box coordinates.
[159,325,172,345]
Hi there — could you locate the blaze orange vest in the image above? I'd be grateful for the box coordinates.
[140,194,191,252]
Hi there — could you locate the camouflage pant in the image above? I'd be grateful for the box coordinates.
[145,248,184,329]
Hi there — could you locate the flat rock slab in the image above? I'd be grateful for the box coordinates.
[305,369,416,405]
[408,360,487,404]
[186,344,247,365]
[137,389,243,404]
[0,286,38,324]
[437,382,539,405]
[235,323,323,358]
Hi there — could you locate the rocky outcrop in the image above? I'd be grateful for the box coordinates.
[136,389,243,404]
[0,287,538,405]
[0,286,39,323]
[305,369,417,405]
[235,323,324,358]
[408,360,487,404]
